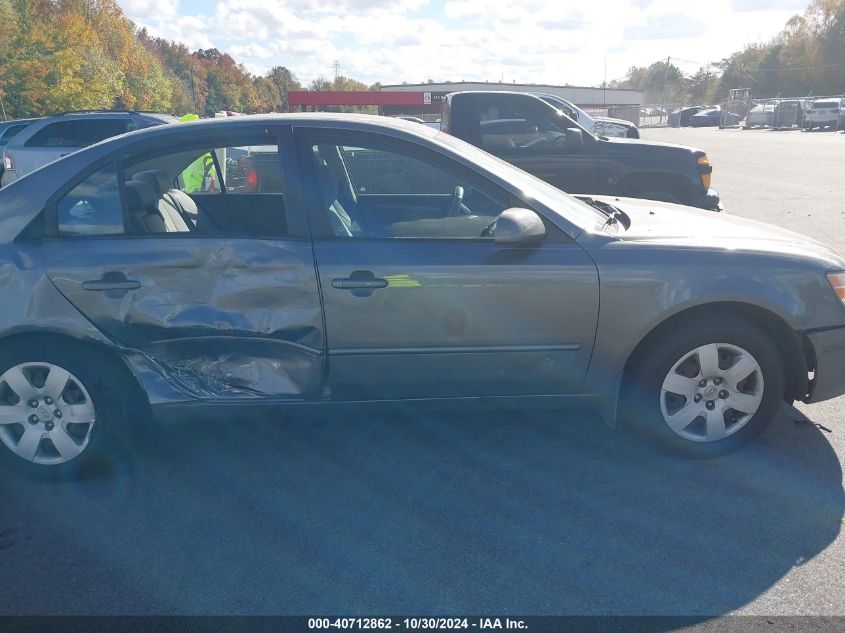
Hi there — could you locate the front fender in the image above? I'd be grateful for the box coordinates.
[581,245,841,425]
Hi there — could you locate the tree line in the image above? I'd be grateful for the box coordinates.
[612,0,845,104]
[0,0,371,119]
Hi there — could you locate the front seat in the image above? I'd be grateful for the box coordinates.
[124,180,167,233]
[312,148,356,237]
[133,169,198,230]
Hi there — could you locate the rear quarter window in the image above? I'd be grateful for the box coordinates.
[25,122,77,147]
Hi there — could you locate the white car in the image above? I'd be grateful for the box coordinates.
[743,104,774,128]
[804,98,843,130]
[535,93,639,139]
[1,110,177,187]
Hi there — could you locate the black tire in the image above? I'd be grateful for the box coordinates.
[0,336,143,480]
[621,314,785,457]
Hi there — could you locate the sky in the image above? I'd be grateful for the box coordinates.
[118,0,810,87]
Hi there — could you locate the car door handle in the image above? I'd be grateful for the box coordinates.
[331,278,388,290]
[82,275,141,292]
[331,271,388,296]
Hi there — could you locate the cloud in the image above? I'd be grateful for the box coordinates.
[536,11,587,30]
[116,0,808,91]
[120,0,178,19]
[729,1,806,11]
[624,12,707,39]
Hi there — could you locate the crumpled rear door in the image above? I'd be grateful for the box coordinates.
[44,237,324,400]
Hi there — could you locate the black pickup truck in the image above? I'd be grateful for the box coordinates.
[442,91,720,210]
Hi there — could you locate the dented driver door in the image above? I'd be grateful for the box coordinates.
[40,126,325,401]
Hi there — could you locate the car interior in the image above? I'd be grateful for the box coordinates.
[119,147,288,238]
[311,143,502,239]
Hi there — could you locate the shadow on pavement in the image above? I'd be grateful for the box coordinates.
[0,402,841,615]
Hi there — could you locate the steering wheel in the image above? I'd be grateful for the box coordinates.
[449,186,466,217]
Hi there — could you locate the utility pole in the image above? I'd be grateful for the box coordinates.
[0,93,6,121]
[603,57,607,106]
[333,60,341,82]
[661,56,670,105]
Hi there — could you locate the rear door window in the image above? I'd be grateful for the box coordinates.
[74,119,133,146]
[25,119,132,148]
[55,163,124,236]
[178,145,282,194]
[26,122,77,147]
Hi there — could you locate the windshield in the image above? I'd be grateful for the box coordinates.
[540,95,595,126]
[435,131,605,233]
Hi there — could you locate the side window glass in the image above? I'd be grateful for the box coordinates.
[313,140,506,239]
[478,105,565,154]
[26,122,75,147]
[75,119,131,146]
[124,139,286,237]
[177,145,282,195]
[56,163,124,236]
[1,124,27,141]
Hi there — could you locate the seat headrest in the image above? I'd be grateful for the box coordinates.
[124,179,158,211]
[133,169,172,196]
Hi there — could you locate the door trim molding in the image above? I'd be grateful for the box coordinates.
[330,343,581,356]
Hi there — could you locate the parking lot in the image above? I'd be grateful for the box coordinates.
[0,126,843,617]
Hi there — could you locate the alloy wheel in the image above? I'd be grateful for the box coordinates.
[659,343,764,443]
[0,362,96,465]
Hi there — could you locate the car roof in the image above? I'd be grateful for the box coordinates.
[2,111,179,149]
[0,113,440,241]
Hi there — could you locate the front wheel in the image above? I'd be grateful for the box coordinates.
[621,315,785,456]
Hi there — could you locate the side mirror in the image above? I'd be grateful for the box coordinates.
[564,127,584,150]
[494,208,546,245]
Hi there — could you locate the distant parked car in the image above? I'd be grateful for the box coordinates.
[743,104,774,128]
[804,98,843,130]
[1,110,177,187]
[690,108,742,127]
[0,118,40,185]
[771,100,804,128]
[668,106,703,127]
[536,93,639,139]
[0,118,40,148]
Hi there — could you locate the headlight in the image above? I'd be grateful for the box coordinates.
[827,272,845,304]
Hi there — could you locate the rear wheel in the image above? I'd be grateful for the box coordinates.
[0,338,139,479]
[621,314,785,456]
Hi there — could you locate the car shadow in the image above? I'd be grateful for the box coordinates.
[0,402,841,615]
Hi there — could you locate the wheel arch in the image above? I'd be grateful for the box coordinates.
[621,301,808,405]
[0,329,152,413]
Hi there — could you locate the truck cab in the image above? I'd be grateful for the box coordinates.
[442,91,720,211]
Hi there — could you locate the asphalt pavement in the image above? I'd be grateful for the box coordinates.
[0,126,843,617]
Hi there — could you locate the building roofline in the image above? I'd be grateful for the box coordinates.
[381,82,640,93]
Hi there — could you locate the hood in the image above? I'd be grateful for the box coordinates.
[600,135,703,156]
[593,116,635,129]
[590,195,845,268]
